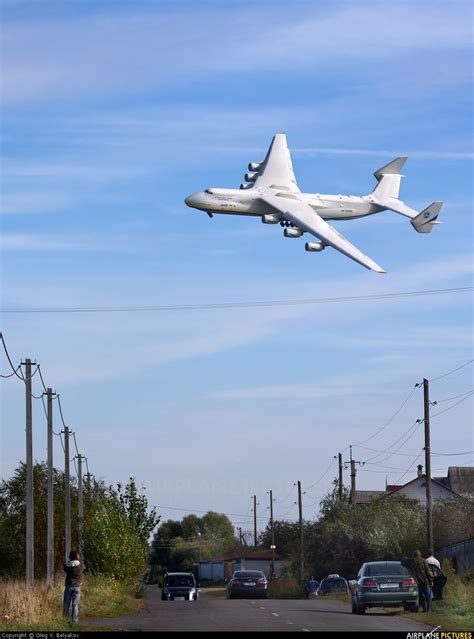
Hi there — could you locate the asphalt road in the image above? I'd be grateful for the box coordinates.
[85,586,434,632]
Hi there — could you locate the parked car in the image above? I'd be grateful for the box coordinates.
[161,572,199,601]
[227,570,269,599]
[317,574,349,595]
[350,561,418,614]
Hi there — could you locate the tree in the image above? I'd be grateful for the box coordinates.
[150,511,238,575]
[0,463,159,582]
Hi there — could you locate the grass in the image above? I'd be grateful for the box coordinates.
[0,574,146,631]
[402,563,474,630]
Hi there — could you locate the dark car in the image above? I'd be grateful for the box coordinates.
[317,574,349,595]
[227,570,269,599]
[161,572,198,601]
[350,561,418,614]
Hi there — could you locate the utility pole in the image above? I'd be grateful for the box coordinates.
[237,527,243,545]
[63,426,71,560]
[423,378,433,551]
[345,446,363,504]
[269,490,275,579]
[338,453,343,500]
[46,387,56,585]
[77,455,84,559]
[253,495,257,549]
[297,481,304,582]
[23,358,34,586]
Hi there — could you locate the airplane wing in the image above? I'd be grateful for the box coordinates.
[261,193,386,273]
[248,133,300,193]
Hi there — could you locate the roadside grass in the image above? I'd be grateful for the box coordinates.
[0,575,145,631]
[269,577,304,599]
[402,564,474,630]
[200,587,227,598]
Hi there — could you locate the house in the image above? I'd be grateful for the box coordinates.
[354,465,469,506]
[434,466,474,496]
[195,549,285,582]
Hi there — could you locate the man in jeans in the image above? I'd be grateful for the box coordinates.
[63,550,84,624]
[411,549,433,612]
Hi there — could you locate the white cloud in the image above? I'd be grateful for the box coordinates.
[1,3,471,105]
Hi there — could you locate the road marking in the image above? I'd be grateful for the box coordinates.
[259,606,266,610]
[286,621,294,625]
[302,629,310,632]
[271,612,279,617]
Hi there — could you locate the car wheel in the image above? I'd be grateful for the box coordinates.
[161,595,167,601]
[408,603,419,613]
[356,599,366,615]
[169,596,174,601]
[351,597,357,614]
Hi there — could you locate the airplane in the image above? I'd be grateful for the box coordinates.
[184,133,443,273]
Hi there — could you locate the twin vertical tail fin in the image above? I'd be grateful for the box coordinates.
[410,202,443,233]
[372,157,443,234]
[372,157,408,200]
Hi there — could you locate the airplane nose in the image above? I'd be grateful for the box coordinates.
[184,194,194,207]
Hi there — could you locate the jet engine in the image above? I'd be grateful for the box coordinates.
[262,214,280,224]
[248,162,262,171]
[244,172,258,182]
[240,183,253,190]
[305,241,325,252]
[284,228,303,238]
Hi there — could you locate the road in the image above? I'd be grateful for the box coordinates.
[85,586,435,632]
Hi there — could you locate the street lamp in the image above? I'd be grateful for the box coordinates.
[197,532,202,562]
[270,544,276,579]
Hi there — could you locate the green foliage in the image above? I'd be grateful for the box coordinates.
[433,497,474,548]
[150,511,238,575]
[269,576,304,599]
[0,463,159,583]
[0,462,77,577]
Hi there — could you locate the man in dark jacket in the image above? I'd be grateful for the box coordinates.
[63,550,84,623]
[411,549,433,612]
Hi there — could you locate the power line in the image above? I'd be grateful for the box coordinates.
[432,450,474,456]
[434,390,473,403]
[431,392,473,418]
[1,286,471,314]
[0,333,25,380]
[156,504,270,521]
[429,359,473,382]
[361,420,422,464]
[352,386,418,447]
[304,458,336,491]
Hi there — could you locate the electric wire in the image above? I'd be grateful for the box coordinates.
[361,420,422,464]
[431,392,473,418]
[0,333,25,380]
[434,390,473,403]
[352,386,418,447]
[304,458,337,490]
[1,286,471,314]
[37,365,48,392]
[393,450,426,485]
[430,359,473,382]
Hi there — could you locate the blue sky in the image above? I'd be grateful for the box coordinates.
[1,0,473,534]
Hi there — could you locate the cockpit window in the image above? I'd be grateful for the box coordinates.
[205,189,213,194]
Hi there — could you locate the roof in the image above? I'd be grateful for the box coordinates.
[446,467,474,494]
[198,550,283,564]
[354,490,385,504]
[382,474,460,499]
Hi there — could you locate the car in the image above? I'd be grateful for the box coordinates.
[161,572,199,601]
[317,574,349,595]
[350,561,418,615]
[227,570,269,599]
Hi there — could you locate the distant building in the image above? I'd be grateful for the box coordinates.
[195,549,285,582]
[354,466,471,506]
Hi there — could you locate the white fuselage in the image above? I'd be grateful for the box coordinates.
[185,188,384,221]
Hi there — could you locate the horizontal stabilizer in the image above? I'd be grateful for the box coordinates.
[410,202,443,233]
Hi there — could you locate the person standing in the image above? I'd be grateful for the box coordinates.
[426,550,447,600]
[411,549,433,612]
[305,575,320,598]
[63,550,84,624]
